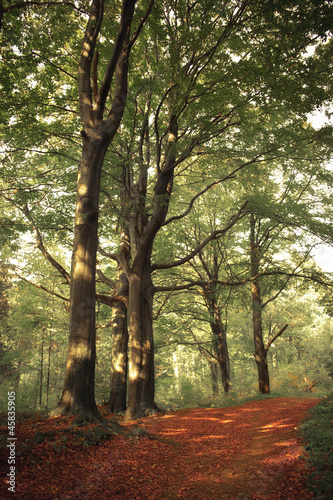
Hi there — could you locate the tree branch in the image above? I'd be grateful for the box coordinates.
[96,0,137,121]
[22,204,71,284]
[152,201,248,271]
[16,272,69,302]
[129,0,155,50]
[2,1,88,15]
[265,324,288,352]
[96,269,115,288]
[78,0,104,123]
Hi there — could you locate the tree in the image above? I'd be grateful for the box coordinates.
[51,0,143,422]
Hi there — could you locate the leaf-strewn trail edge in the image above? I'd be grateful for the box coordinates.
[1,397,320,499]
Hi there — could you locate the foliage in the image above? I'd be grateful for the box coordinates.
[301,394,333,500]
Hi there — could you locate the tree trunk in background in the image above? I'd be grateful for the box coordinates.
[210,298,230,393]
[39,333,44,409]
[208,359,219,396]
[107,267,129,413]
[45,329,52,409]
[250,214,270,394]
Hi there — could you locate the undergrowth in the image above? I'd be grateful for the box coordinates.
[300,393,333,500]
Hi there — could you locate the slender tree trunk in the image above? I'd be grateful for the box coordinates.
[39,333,44,409]
[250,214,270,394]
[210,299,231,393]
[45,329,52,409]
[208,359,219,396]
[106,267,129,413]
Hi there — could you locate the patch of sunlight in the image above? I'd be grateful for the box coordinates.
[78,183,88,196]
[61,389,74,405]
[67,340,91,363]
[261,421,291,430]
[179,416,221,422]
[191,435,226,441]
[161,429,187,436]
[275,440,296,448]
[113,353,126,373]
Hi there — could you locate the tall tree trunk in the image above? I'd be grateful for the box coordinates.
[250,214,270,394]
[140,266,156,410]
[106,266,129,413]
[124,114,178,420]
[45,328,52,409]
[53,140,110,421]
[51,0,137,422]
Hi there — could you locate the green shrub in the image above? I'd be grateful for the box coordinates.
[300,394,333,500]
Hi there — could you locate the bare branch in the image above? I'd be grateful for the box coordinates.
[96,269,115,288]
[22,204,71,284]
[16,272,69,302]
[96,0,137,121]
[97,245,119,262]
[129,0,155,50]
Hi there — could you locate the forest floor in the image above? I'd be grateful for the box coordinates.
[0,397,322,499]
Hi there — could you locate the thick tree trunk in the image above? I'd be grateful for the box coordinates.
[252,281,269,393]
[124,114,178,420]
[250,214,270,394]
[52,139,110,421]
[106,267,129,413]
[51,0,137,422]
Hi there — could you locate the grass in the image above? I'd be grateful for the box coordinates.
[300,393,333,500]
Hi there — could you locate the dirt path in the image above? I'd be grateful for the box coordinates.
[1,397,320,499]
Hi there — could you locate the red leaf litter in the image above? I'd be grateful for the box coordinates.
[0,397,320,499]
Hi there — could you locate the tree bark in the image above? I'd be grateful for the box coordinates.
[106,266,129,413]
[211,322,230,394]
[39,332,44,409]
[209,359,219,397]
[250,214,270,394]
[52,0,137,422]
[124,114,178,421]
[52,138,111,421]
[209,296,231,394]
[126,261,157,419]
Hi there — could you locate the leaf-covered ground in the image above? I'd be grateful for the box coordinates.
[1,397,321,499]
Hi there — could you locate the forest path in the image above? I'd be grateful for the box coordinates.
[1,397,320,499]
